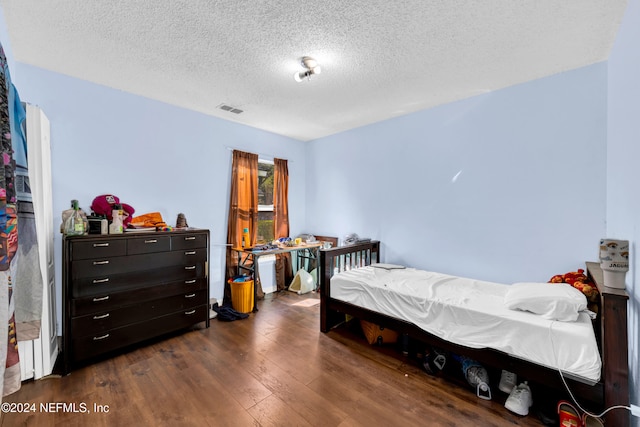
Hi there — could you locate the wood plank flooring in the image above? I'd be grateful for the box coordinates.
[1,291,552,426]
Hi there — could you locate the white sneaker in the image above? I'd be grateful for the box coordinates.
[499,370,517,393]
[504,381,533,416]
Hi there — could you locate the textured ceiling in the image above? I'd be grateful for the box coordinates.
[0,0,628,141]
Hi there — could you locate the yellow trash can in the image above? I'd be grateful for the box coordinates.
[229,279,254,313]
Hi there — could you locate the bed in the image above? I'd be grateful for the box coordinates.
[319,241,630,427]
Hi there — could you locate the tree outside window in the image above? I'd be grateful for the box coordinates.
[257,160,274,243]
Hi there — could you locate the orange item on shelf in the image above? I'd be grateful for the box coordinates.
[130,212,167,228]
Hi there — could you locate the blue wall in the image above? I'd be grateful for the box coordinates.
[6,61,308,325]
[307,64,608,285]
[608,0,640,423]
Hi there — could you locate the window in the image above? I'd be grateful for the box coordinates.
[257,159,274,243]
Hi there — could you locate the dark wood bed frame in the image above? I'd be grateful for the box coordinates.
[319,241,630,427]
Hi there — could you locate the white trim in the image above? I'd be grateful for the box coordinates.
[23,104,58,380]
[225,146,291,163]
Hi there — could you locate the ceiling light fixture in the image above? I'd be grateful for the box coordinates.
[294,56,322,82]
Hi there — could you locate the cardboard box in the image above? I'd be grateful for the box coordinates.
[360,319,398,345]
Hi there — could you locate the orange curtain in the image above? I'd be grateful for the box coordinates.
[273,158,292,290]
[225,150,258,302]
[273,158,289,239]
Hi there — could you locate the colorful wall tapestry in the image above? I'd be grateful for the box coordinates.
[0,41,21,397]
[0,41,42,399]
[10,63,43,343]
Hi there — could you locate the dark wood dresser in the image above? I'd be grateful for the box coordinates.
[62,228,210,373]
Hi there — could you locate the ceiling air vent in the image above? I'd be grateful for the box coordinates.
[217,103,244,114]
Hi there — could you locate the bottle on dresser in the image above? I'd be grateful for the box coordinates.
[63,199,87,236]
[109,204,124,234]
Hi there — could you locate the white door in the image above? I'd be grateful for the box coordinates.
[24,104,58,379]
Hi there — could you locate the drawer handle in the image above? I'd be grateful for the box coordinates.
[185,293,196,298]
[184,310,196,315]
[93,296,110,302]
[93,260,109,265]
[93,278,110,284]
[93,313,110,320]
[185,236,196,241]
[93,243,109,247]
[185,265,196,270]
[185,279,196,284]
[185,251,196,255]
[145,239,158,244]
[93,334,110,341]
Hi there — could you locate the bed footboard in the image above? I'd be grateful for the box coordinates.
[319,241,380,332]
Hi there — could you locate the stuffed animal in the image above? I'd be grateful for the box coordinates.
[91,194,135,227]
[548,269,599,302]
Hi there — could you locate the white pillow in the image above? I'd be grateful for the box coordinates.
[504,282,587,322]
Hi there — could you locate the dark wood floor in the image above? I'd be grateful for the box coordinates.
[1,291,552,426]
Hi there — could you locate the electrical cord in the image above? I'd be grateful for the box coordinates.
[548,321,636,422]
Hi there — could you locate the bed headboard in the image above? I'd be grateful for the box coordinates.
[585,262,630,426]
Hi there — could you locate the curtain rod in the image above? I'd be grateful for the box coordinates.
[225,146,292,163]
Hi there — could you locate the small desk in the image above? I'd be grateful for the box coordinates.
[232,242,322,311]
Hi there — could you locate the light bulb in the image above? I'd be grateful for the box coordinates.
[303,57,317,69]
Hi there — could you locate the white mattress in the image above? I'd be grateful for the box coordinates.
[330,266,602,383]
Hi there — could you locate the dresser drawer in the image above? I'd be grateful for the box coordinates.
[70,239,127,260]
[71,304,208,362]
[71,249,207,280]
[71,289,208,337]
[172,233,207,250]
[71,277,208,316]
[127,235,171,255]
[71,263,206,298]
